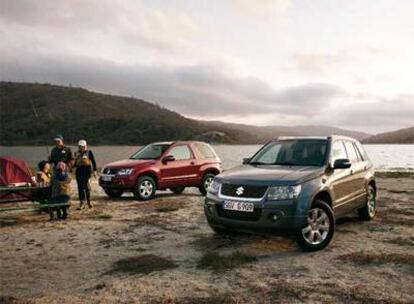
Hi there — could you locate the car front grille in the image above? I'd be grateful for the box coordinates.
[216,205,262,221]
[102,168,118,175]
[220,184,268,199]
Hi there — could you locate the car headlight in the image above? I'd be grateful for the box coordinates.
[267,185,301,200]
[117,168,134,176]
[208,179,221,194]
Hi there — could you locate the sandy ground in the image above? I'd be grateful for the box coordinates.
[0,174,413,304]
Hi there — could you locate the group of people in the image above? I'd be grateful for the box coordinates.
[35,135,97,220]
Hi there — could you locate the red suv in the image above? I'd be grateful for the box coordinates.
[99,141,222,200]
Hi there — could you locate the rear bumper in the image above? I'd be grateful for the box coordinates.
[204,193,308,232]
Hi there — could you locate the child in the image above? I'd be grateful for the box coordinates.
[50,162,72,220]
[34,160,52,207]
[36,160,51,186]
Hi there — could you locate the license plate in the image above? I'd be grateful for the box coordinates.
[223,201,254,212]
[101,175,113,182]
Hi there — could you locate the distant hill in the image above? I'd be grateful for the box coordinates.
[203,121,370,142]
[362,126,414,144]
[0,82,371,145]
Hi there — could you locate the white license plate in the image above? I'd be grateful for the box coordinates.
[223,201,254,212]
[101,175,113,182]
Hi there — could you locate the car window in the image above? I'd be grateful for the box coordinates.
[168,145,192,160]
[130,144,170,160]
[331,141,347,162]
[257,143,282,164]
[194,143,217,158]
[354,141,368,161]
[352,142,363,162]
[250,139,327,166]
[344,141,359,163]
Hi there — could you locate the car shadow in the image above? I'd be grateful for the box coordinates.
[97,191,202,202]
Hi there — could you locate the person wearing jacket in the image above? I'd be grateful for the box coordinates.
[50,161,71,220]
[74,139,97,210]
[49,135,74,172]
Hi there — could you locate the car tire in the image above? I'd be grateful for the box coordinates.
[199,172,216,196]
[170,186,185,194]
[133,176,156,201]
[358,185,376,221]
[297,199,335,252]
[104,189,123,198]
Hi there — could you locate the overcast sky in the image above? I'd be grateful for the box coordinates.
[1,0,413,134]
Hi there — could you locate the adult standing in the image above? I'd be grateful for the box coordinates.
[74,139,97,210]
[49,135,74,171]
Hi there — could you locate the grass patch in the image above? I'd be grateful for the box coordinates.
[197,251,257,273]
[154,294,244,304]
[376,171,414,179]
[94,213,113,220]
[155,206,180,213]
[106,254,177,275]
[321,284,406,304]
[388,189,410,194]
[128,214,177,232]
[339,251,414,270]
[391,209,414,216]
[268,280,308,302]
[384,237,414,247]
[377,213,414,227]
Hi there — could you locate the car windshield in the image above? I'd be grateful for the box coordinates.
[249,139,327,166]
[130,144,171,160]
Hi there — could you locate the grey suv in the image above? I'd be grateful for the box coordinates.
[204,136,376,251]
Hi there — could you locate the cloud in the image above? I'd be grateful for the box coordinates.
[3,49,412,134]
[233,0,291,20]
[0,0,239,69]
[0,50,341,116]
[293,46,389,76]
[0,0,412,133]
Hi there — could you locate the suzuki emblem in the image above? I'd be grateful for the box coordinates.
[236,186,244,196]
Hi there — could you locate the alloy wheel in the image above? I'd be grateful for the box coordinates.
[204,176,214,190]
[302,208,331,245]
[139,180,154,198]
[367,188,376,217]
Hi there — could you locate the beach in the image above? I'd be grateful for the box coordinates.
[0,173,413,303]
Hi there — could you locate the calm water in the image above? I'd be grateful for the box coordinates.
[0,144,413,171]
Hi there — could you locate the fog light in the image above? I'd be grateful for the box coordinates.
[207,205,214,215]
[272,214,279,221]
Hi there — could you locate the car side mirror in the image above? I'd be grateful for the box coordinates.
[333,158,351,169]
[242,158,250,164]
[162,155,175,164]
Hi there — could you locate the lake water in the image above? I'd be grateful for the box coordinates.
[0,144,413,171]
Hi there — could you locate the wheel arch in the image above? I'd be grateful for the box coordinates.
[312,190,333,208]
[368,179,376,192]
[202,167,221,176]
[136,171,159,188]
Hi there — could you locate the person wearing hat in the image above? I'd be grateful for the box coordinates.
[49,135,74,170]
[74,139,97,210]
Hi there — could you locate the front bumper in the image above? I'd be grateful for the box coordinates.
[204,192,308,232]
[99,175,136,190]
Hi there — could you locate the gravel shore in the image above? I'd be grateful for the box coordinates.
[1,174,413,303]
